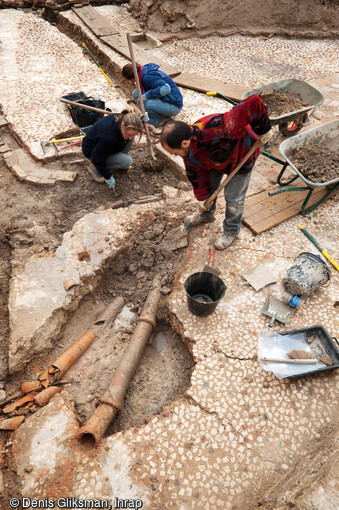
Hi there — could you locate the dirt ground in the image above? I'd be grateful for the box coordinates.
[291,143,338,182]
[0,121,196,433]
[258,90,308,117]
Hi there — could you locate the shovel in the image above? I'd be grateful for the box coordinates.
[168,138,261,250]
[126,32,157,170]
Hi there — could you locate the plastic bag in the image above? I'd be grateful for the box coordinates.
[258,330,326,379]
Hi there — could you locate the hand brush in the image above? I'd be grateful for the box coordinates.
[287,349,316,360]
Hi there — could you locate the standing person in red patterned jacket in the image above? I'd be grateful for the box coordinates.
[160,95,271,250]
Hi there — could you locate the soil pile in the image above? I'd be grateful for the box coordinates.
[258,90,308,117]
[129,0,339,37]
[291,143,338,183]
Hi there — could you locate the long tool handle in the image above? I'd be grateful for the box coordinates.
[184,138,261,231]
[126,32,155,162]
[60,97,111,116]
[260,357,318,364]
[299,225,339,272]
[82,43,115,88]
[50,136,84,144]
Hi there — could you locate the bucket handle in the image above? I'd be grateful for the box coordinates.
[322,279,331,289]
[333,337,339,348]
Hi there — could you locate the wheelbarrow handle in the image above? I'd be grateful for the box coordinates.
[269,189,283,196]
[206,91,239,106]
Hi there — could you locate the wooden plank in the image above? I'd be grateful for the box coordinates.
[243,178,327,217]
[173,72,247,102]
[242,186,334,234]
[72,5,118,37]
[243,188,325,224]
[100,34,180,77]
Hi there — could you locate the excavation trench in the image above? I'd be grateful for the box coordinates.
[0,116,194,437]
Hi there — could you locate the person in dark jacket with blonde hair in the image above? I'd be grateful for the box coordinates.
[82,110,143,189]
[122,63,183,127]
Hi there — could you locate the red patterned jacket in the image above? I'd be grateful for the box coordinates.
[183,95,271,200]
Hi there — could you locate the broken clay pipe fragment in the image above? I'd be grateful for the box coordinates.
[21,381,43,395]
[0,391,21,407]
[0,415,25,430]
[3,394,36,414]
[78,279,161,447]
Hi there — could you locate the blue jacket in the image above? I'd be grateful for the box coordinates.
[140,63,183,108]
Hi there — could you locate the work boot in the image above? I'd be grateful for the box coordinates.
[87,163,105,183]
[214,233,237,250]
[189,212,215,227]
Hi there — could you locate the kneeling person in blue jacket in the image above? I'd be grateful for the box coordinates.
[122,63,183,127]
[82,110,143,189]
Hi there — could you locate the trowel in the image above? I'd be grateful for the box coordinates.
[261,295,295,327]
[240,263,277,291]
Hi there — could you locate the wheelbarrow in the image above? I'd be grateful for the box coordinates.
[208,78,323,138]
[269,120,339,214]
[241,78,324,138]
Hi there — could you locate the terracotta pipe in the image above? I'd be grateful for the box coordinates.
[38,297,125,385]
[78,279,161,446]
[34,386,63,407]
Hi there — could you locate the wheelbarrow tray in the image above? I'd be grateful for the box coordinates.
[279,325,339,378]
[279,120,339,187]
[242,78,324,125]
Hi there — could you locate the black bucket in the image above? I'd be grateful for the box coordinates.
[282,252,331,297]
[184,271,226,317]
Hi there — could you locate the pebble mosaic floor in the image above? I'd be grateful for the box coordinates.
[2,6,339,509]
[0,10,128,160]
[153,36,339,88]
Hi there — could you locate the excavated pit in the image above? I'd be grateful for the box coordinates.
[0,120,194,437]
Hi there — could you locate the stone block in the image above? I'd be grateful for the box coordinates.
[11,165,27,181]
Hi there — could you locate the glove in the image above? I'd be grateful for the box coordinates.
[258,131,272,145]
[105,175,116,189]
[140,112,149,123]
[141,93,148,104]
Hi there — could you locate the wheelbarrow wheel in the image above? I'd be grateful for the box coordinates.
[280,113,308,137]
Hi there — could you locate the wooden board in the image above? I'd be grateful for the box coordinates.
[243,181,336,234]
[173,72,247,102]
[72,5,119,37]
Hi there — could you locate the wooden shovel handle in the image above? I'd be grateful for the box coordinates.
[60,97,110,116]
[185,138,261,229]
[204,138,261,211]
[126,32,155,161]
